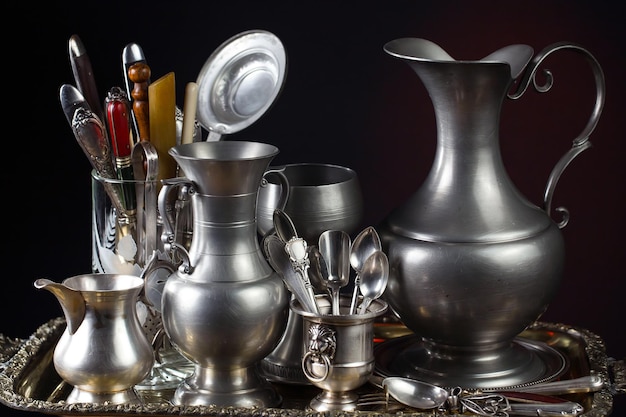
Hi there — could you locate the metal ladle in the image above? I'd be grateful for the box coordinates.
[318,230,351,315]
[349,226,382,314]
[357,251,389,315]
[195,30,287,141]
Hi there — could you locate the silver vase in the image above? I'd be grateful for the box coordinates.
[159,141,290,407]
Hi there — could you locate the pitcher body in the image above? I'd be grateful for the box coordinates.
[34,274,154,404]
[378,38,604,388]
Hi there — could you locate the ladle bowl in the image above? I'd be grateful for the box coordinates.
[349,227,382,314]
[196,30,287,141]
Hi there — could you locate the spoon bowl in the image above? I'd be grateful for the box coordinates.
[382,377,449,410]
[357,251,389,314]
[318,230,351,315]
[307,245,329,296]
[273,209,298,243]
[348,226,382,313]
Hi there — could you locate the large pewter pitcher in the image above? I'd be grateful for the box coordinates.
[34,274,154,404]
[377,39,605,389]
[158,141,290,407]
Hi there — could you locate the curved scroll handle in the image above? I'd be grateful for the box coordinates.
[508,42,605,228]
[159,177,194,273]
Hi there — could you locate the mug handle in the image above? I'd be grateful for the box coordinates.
[258,167,290,241]
[263,166,290,212]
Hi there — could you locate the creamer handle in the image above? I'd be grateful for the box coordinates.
[509,42,605,228]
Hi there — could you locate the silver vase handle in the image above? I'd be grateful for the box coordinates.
[508,42,606,228]
[159,177,194,273]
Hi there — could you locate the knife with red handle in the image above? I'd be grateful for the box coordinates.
[105,87,136,214]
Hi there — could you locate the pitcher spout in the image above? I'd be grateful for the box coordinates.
[34,278,86,335]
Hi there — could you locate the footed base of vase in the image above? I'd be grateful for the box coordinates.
[308,390,359,412]
[66,387,141,404]
[172,364,282,407]
[261,308,309,385]
[374,334,567,389]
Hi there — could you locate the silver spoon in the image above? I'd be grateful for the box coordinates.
[264,234,319,314]
[307,245,330,297]
[272,210,319,311]
[349,226,382,314]
[383,377,449,409]
[273,209,298,243]
[357,251,389,315]
[318,230,351,315]
[383,377,585,416]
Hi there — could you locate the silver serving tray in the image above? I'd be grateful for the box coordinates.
[0,319,621,416]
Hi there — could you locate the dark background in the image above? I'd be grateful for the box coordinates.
[2,1,624,415]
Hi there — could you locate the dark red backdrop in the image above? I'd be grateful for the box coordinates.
[3,1,624,415]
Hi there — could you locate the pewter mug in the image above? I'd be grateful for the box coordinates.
[34,274,154,404]
[378,39,605,388]
[158,141,290,407]
[257,163,364,242]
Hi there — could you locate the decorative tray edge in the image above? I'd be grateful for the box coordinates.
[0,318,622,416]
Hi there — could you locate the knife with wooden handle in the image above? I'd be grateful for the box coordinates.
[128,62,151,142]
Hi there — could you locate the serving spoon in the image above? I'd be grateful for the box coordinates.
[382,377,585,416]
[318,230,351,315]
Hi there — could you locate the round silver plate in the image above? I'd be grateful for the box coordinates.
[196,29,287,138]
[374,334,568,390]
